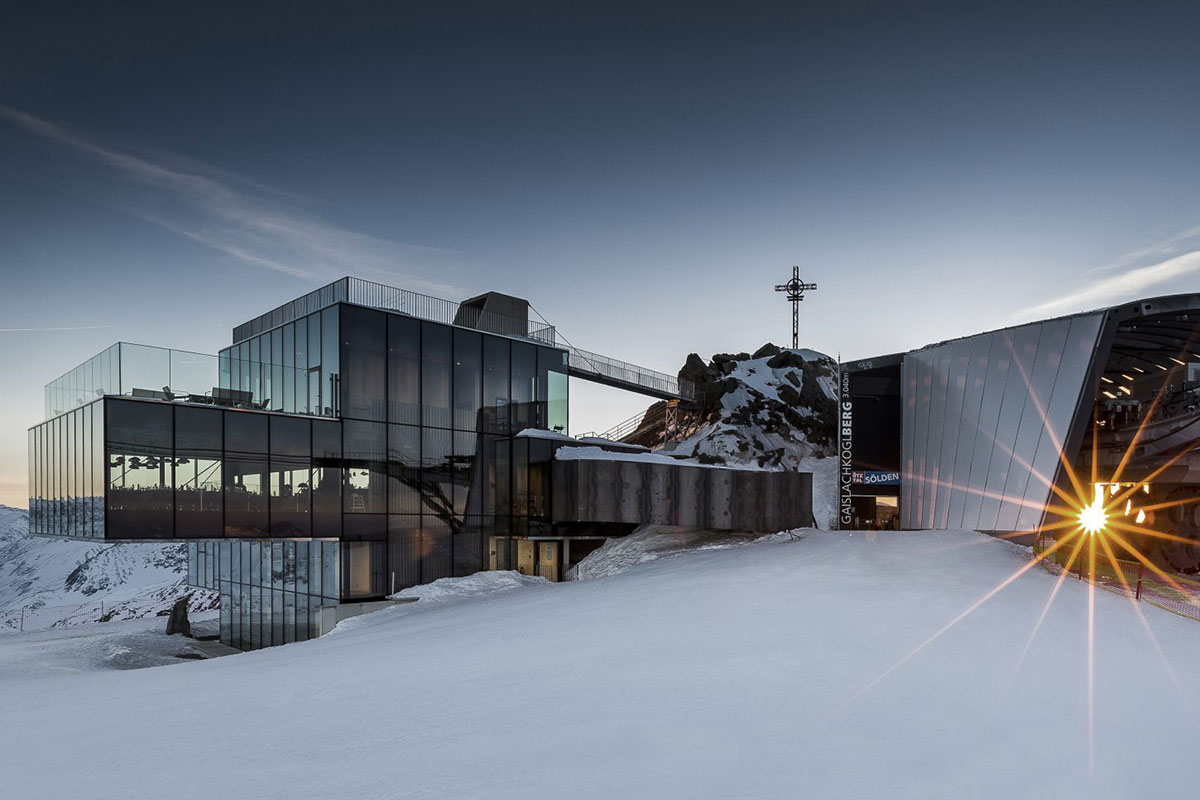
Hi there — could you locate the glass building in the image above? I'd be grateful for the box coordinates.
[28,278,703,650]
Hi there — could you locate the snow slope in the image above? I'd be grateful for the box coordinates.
[2,530,1198,799]
[0,506,216,629]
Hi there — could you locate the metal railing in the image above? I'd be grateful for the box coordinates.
[1033,533,1200,623]
[566,345,695,401]
[232,277,556,345]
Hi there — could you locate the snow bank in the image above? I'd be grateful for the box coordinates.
[568,523,797,580]
[391,570,550,603]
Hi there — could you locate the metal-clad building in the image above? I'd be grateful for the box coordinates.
[841,294,1200,573]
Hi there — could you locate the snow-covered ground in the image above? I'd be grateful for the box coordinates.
[0,506,216,631]
[2,529,1198,799]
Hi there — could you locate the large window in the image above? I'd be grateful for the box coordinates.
[312,419,342,537]
[511,341,537,431]
[270,416,311,536]
[224,410,268,537]
[422,322,452,429]
[388,424,421,514]
[453,329,482,430]
[343,419,386,513]
[388,315,421,425]
[482,336,510,434]
[107,399,173,538]
[541,346,568,434]
[175,406,223,538]
[341,306,385,421]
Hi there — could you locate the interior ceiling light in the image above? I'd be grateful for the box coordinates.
[1102,390,1116,399]
[1100,376,1114,384]
[1170,357,1186,365]
[1120,386,1132,395]
[1157,364,1169,371]
[1134,367,1146,373]
[1121,374,1135,381]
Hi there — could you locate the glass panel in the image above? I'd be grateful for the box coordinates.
[388,516,422,592]
[322,540,340,600]
[174,406,223,538]
[421,427,454,523]
[295,316,308,415]
[312,419,343,537]
[343,419,386,513]
[547,363,568,435]
[106,399,174,538]
[388,424,422,514]
[249,337,261,407]
[422,322,452,429]
[224,409,268,537]
[271,328,283,412]
[225,411,268,454]
[283,323,296,414]
[453,329,482,430]
[259,335,273,412]
[387,315,421,425]
[421,516,452,582]
[453,430,477,518]
[308,312,322,414]
[482,335,510,434]
[270,416,311,537]
[321,305,340,417]
[510,341,537,431]
[341,306,386,421]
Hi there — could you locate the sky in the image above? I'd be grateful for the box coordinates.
[3,0,1200,507]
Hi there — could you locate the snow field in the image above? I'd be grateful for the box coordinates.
[1,529,1198,799]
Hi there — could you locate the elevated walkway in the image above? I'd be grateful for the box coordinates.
[564,346,694,401]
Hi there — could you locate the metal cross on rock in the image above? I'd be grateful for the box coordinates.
[773,265,818,349]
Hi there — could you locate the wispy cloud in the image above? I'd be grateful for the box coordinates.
[1085,223,1200,276]
[0,105,463,296]
[1016,248,1200,320]
[0,325,111,333]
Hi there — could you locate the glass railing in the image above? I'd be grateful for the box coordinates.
[44,343,335,419]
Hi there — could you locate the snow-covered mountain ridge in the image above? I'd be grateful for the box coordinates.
[0,506,215,628]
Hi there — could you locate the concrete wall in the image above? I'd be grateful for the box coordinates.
[552,459,813,531]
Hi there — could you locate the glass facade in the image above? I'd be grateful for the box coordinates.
[190,539,338,650]
[29,300,570,651]
[28,398,104,538]
[218,306,339,417]
[901,312,1105,531]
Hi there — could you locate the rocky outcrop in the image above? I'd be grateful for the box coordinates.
[620,345,838,471]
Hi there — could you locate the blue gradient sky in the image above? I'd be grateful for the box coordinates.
[3,1,1200,507]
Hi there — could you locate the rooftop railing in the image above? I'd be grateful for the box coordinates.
[232,277,555,345]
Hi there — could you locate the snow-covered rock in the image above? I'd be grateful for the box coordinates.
[618,344,840,527]
[0,506,216,631]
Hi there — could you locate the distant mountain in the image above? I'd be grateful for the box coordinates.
[0,506,216,631]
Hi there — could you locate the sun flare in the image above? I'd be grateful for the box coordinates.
[1078,485,1108,535]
